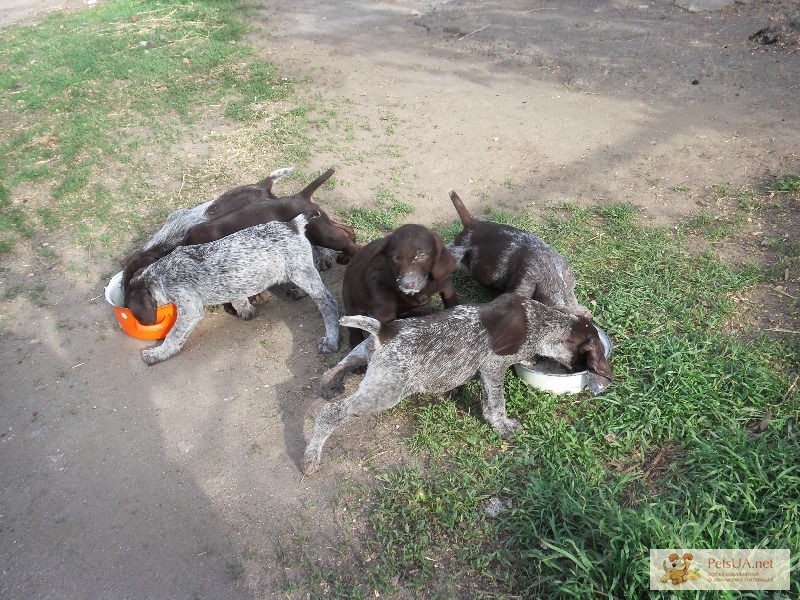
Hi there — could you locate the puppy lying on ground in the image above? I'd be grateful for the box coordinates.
[182,168,360,260]
[122,167,293,285]
[301,293,612,474]
[125,212,340,365]
[447,190,592,318]
[122,167,359,291]
[342,224,458,347]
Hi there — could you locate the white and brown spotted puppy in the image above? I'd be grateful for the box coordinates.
[122,166,295,288]
[301,293,611,474]
[447,190,592,318]
[126,213,340,365]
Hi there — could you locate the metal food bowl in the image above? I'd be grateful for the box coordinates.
[104,271,177,341]
[513,326,612,394]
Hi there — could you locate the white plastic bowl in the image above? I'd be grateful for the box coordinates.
[513,326,612,394]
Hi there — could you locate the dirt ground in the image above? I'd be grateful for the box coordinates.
[1,1,798,598]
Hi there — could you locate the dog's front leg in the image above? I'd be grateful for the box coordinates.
[478,365,522,437]
[290,265,340,353]
[141,300,204,365]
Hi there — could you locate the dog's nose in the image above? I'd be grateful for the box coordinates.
[397,272,426,294]
[587,372,611,394]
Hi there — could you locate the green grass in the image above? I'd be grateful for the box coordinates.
[326,203,799,598]
[0,182,34,252]
[0,0,294,255]
[339,187,414,242]
[768,174,800,194]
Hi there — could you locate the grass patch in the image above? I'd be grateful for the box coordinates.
[768,174,800,194]
[0,182,34,252]
[0,0,294,254]
[339,187,414,242]
[336,203,798,598]
[680,212,748,240]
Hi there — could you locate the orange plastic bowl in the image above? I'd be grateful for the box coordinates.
[104,271,178,341]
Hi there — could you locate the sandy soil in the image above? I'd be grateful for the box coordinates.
[1,1,798,598]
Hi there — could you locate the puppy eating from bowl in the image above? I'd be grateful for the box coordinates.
[125,212,340,365]
[301,293,611,474]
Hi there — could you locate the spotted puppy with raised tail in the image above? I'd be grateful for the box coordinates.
[301,293,611,474]
[447,189,592,318]
[125,212,340,365]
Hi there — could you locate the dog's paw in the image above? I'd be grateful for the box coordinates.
[319,369,344,398]
[300,457,320,476]
[317,336,339,354]
[236,305,257,321]
[140,346,165,366]
[492,417,522,438]
[319,381,343,399]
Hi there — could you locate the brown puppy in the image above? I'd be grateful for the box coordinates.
[122,168,359,292]
[342,224,458,347]
[447,190,592,318]
[183,168,360,261]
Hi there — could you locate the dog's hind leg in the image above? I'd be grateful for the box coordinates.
[302,377,400,475]
[319,336,373,398]
[141,298,205,365]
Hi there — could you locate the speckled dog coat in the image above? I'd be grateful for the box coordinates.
[126,213,340,365]
[301,293,611,474]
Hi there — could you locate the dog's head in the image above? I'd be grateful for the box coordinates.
[383,224,456,295]
[125,280,158,326]
[565,317,613,393]
[121,244,173,290]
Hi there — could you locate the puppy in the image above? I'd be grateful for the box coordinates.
[122,167,359,290]
[301,293,612,474]
[126,213,340,365]
[182,168,360,261]
[342,224,458,347]
[447,190,592,318]
[121,167,294,286]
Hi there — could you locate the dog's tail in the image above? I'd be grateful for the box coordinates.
[339,315,381,336]
[255,166,296,199]
[448,189,474,225]
[300,168,335,199]
[289,209,322,235]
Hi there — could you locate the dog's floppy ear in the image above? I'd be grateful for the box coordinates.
[430,231,457,281]
[121,244,173,289]
[126,283,159,326]
[580,335,612,394]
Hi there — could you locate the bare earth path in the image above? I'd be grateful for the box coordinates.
[1,1,797,599]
